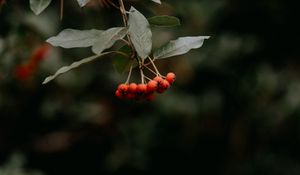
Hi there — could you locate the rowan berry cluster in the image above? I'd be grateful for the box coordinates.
[115,72,176,101]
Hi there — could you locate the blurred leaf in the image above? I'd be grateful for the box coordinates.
[151,0,161,4]
[154,36,210,59]
[42,53,110,84]
[46,29,103,48]
[29,0,52,15]
[76,0,91,7]
[113,45,138,74]
[92,27,128,54]
[148,15,180,27]
[128,6,152,60]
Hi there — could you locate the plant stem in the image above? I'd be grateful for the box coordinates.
[144,65,158,76]
[147,56,161,76]
[140,68,145,84]
[60,0,64,20]
[118,0,133,48]
[118,0,128,26]
[107,0,120,9]
[144,75,152,81]
[118,0,141,73]
[120,38,130,46]
[111,50,129,57]
[125,64,133,84]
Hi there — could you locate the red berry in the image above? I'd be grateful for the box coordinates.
[147,80,158,92]
[162,80,170,89]
[115,90,122,98]
[154,76,164,84]
[136,84,147,95]
[156,80,170,93]
[128,83,138,93]
[118,83,128,94]
[166,72,176,84]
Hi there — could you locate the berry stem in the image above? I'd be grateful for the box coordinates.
[144,65,158,76]
[107,0,120,9]
[60,0,64,20]
[144,75,152,81]
[147,56,161,76]
[140,68,145,84]
[125,64,133,84]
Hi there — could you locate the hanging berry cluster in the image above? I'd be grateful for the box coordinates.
[115,72,176,101]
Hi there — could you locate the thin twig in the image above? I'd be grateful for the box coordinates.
[147,56,161,76]
[140,68,145,84]
[118,0,133,48]
[144,75,152,81]
[107,0,120,9]
[118,0,140,73]
[118,0,128,26]
[120,38,130,46]
[60,0,64,21]
[125,64,133,84]
[144,65,158,76]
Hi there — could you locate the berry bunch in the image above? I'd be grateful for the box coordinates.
[115,72,176,101]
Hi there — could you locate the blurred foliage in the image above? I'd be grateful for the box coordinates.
[0,153,43,175]
[0,0,300,175]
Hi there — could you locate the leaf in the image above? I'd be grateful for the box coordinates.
[29,0,52,15]
[128,6,152,60]
[151,0,161,4]
[46,29,104,48]
[92,27,128,54]
[148,15,180,27]
[42,53,108,84]
[113,45,138,74]
[76,0,91,7]
[154,36,210,59]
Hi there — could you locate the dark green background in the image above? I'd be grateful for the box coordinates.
[0,0,299,174]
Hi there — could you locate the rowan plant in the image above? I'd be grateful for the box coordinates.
[29,0,210,101]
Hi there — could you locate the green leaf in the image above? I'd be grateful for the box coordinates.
[148,15,180,27]
[154,36,210,59]
[29,0,52,15]
[42,53,109,84]
[113,45,134,74]
[151,0,161,4]
[128,6,152,60]
[46,29,104,48]
[92,27,128,54]
[77,0,91,7]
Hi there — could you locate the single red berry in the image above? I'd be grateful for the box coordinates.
[154,76,164,84]
[115,90,122,98]
[161,80,170,90]
[147,80,158,92]
[118,83,128,94]
[156,80,170,93]
[166,72,176,84]
[136,84,147,95]
[128,83,138,93]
